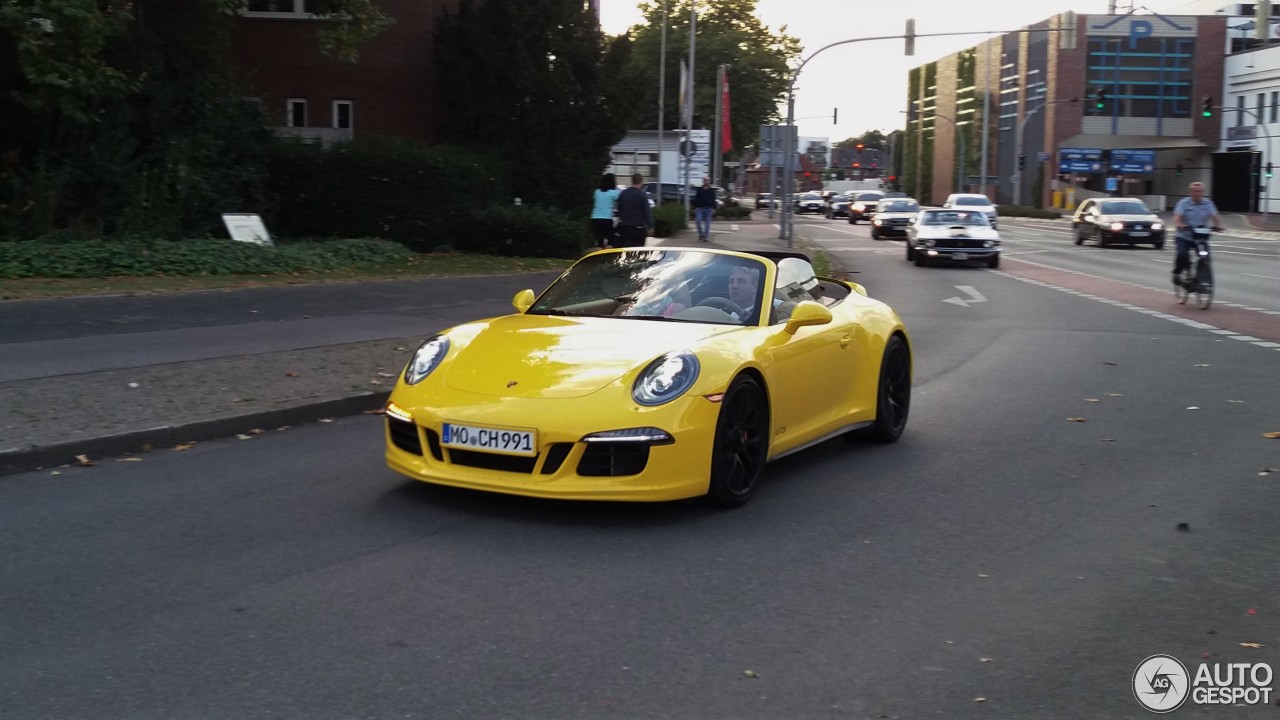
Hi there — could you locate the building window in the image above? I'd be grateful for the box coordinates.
[1237,95,1246,127]
[333,100,353,130]
[1085,36,1193,119]
[243,0,317,16]
[287,98,307,128]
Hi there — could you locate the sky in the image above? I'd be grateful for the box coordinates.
[598,0,1206,145]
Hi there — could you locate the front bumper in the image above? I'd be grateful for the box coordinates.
[1101,228,1165,242]
[384,389,722,502]
[919,247,1000,261]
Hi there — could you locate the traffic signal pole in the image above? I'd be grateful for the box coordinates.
[1013,97,1078,207]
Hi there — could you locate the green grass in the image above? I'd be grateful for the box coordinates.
[0,253,574,301]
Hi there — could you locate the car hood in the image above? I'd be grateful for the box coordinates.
[441,314,738,399]
[875,211,916,220]
[914,225,999,238]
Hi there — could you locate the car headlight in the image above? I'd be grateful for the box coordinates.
[1109,222,1125,231]
[873,218,883,225]
[632,351,699,406]
[923,238,936,247]
[983,239,995,248]
[1151,222,1163,230]
[404,335,449,385]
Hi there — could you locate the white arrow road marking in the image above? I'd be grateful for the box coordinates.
[943,285,988,307]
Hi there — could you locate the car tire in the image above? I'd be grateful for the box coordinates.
[914,251,927,267]
[1154,240,1164,250]
[865,335,911,443]
[987,254,1000,269]
[704,375,769,508]
[906,244,914,261]
[870,229,879,240]
[1074,231,1084,246]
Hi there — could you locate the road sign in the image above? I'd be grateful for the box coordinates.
[1110,149,1156,175]
[1037,151,1050,162]
[1057,147,1104,173]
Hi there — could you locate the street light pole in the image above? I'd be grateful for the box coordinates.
[655,0,667,202]
[1014,96,1078,207]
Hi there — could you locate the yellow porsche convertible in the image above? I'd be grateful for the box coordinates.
[384,247,911,507]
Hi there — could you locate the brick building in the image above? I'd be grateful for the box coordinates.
[229,0,461,144]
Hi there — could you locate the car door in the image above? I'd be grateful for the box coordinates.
[764,311,861,454]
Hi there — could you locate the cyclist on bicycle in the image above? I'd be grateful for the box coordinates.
[1171,181,1224,285]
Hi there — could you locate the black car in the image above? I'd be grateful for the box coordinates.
[847,191,885,224]
[825,194,852,219]
[869,198,921,239]
[1071,197,1166,248]
[794,192,826,214]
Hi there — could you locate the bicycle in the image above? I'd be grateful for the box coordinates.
[1173,226,1217,309]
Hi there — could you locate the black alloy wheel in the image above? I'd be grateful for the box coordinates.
[705,375,770,507]
[868,335,911,443]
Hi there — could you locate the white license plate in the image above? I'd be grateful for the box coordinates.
[1130,231,1149,237]
[952,252,969,260]
[442,422,537,456]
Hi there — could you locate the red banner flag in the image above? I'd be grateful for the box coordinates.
[720,75,733,153]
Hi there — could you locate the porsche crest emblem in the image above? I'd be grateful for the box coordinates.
[506,380,519,388]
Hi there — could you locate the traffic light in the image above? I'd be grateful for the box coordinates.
[833,107,838,124]
[803,171,811,178]
[1093,88,1106,111]
[1176,163,1183,176]
[1018,153,1027,170]
[889,175,897,181]
[1268,162,1274,179]
[856,143,864,151]
[852,162,861,168]
[1202,97,1213,118]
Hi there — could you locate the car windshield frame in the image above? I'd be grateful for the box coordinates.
[953,196,992,207]
[880,201,920,213]
[1099,201,1151,215]
[920,210,991,227]
[527,249,770,326]
[855,192,884,201]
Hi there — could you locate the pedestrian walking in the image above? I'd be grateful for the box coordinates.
[693,176,718,242]
[614,172,652,248]
[590,173,620,249]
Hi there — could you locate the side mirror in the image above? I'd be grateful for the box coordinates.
[512,289,535,313]
[848,282,868,297]
[783,300,833,335]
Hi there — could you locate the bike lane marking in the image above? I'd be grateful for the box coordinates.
[997,256,1280,348]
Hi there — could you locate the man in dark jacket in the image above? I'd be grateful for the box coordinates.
[615,172,652,248]
[693,176,718,241]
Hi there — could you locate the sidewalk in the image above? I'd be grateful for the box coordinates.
[0,217,825,477]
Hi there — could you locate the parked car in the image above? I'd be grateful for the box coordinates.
[755,192,775,209]
[825,194,852,219]
[384,247,913,507]
[869,198,921,239]
[847,191,886,224]
[905,208,1001,268]
[1070,197,1165,248]
[794,192,826,214]
[941,193,998,228]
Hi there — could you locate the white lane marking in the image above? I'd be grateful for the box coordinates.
[997,271,1280,351]
[943,286,987,307]
[1242,272,1280,281]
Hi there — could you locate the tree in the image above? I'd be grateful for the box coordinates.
[433,0,629,213]
[0,0,392,238]
[619,0,799,155]
[835,130,887,150]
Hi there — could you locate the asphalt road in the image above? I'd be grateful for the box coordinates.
[3,226,1278,718]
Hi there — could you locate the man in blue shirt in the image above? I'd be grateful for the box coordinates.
[692,176,718,242]
[1171,182,1223,283]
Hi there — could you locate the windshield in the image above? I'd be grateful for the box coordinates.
[800,194,821,201]
[856,193,883,201]
[1100,201,1150,215]
[921,210,990,226]
[881,201,919,213]
[528,250,768,325]
[953,196,991,207]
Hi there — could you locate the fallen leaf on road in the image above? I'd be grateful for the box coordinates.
[743,670,759,678]
[174,443,195,451]
[75,454,93,466]
[974,697,987,703]
[1194,363,1211,367]
[127,382,139,388]
[980,657,994,663]
[1227,400,1245,403]
[246,428,264,435]
[1085,398,1100,403]
[1106,393,1123,397]
[116,458,142,462]
[377,372,396,378]
[1186,406,1199,410]
[284,371,298,378]
[1240,642,1265,649]
[1067,417,1087,422]
[1264,432,1280,439]
[978,573,991,578]
[50,470,60,476]
[396,346,406,351]
[1101,438,1116,442]
[236,434,253,440]
[1247,609,1258,615]
[370,379,383,385]
[1104,361,1119,366]
[319,418,335,423]
[1177,523,1191,532]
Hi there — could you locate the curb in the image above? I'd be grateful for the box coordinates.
[0,391,390,477]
